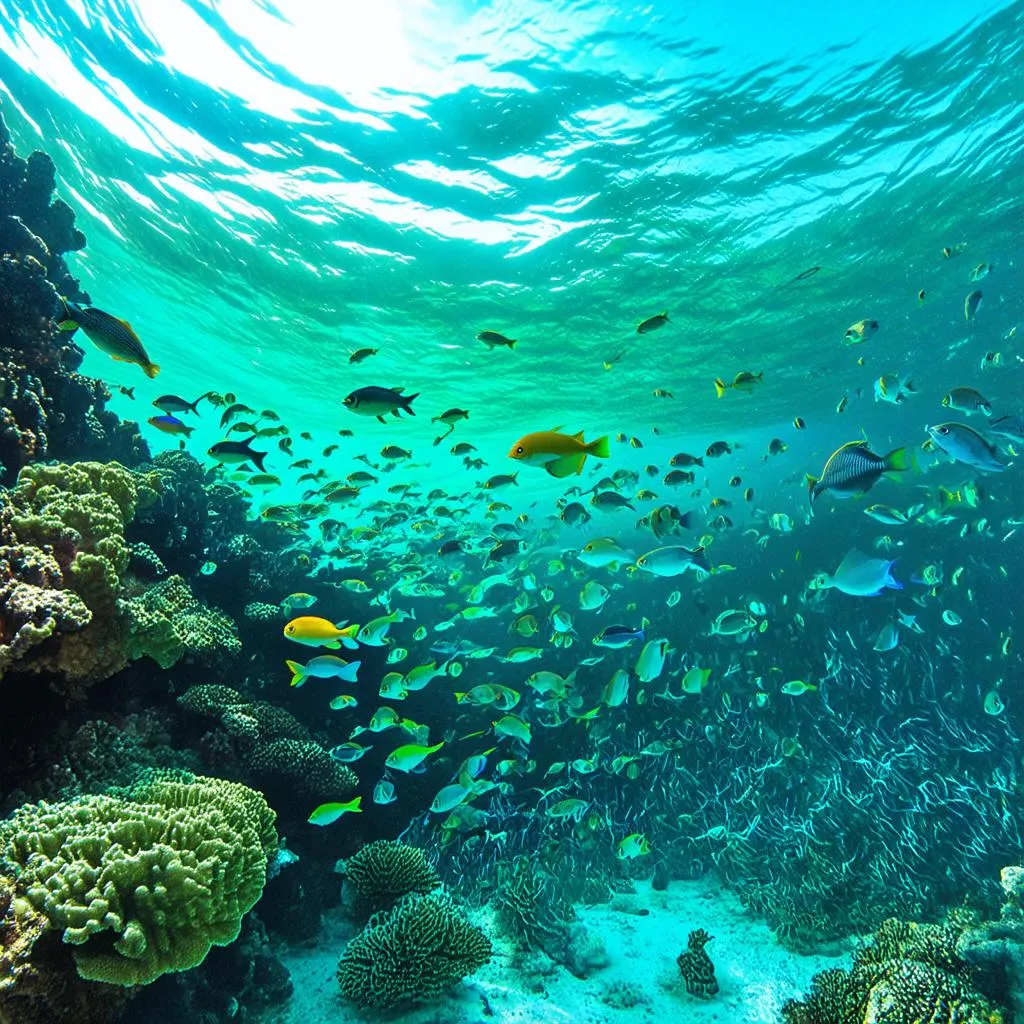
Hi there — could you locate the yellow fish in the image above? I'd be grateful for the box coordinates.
[283,616,359,650]
[507,428,611,479]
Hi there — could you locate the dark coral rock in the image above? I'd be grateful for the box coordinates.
[677,928,719,999]
[120,914,292,1024]
[0,111,148,483]
[130,450,209,575]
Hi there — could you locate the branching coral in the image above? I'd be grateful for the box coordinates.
[341,840,441,918]
[782,916,1006,1024]
[492,854,575,954]
[0,774,276,987]
[336,893,491,1010]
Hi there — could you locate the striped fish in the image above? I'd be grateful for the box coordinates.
[808,441,909,504]
[57,300,160,378]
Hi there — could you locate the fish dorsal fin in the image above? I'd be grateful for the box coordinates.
[573,430,585,440]
[391,386,405,393]
[549,424,565,433]
[118,318,133,329]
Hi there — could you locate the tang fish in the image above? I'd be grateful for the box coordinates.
[808,441,909,504]
[508,429,610,479]
[283,616,360,650]
[286,655,361,687]
[809,550,902,597]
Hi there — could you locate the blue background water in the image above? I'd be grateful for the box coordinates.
[2,0,1022,501]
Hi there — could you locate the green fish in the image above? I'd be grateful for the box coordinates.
[385,741,444,772]
[307,797,362,825]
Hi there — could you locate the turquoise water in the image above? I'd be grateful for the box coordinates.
[4,2,1024,1021]
[3,0,1022,460]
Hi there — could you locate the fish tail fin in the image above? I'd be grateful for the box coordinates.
[678,510,694,530]
[589,435,611,459]
[144,362,161,379]
[692,545,711,575]
[403,393,419,414]
[183,424,195,438]
[250,449,269,473]
[508,339,517,348]
[454,692,466,703]
[806,475,819,504]
[342,661,361,682]
[324,640,341,650]
[189,392,214,414]
[882,446,912,474]
[806,683,818,692]
[714,378,726,399]
[286,660,306,687]
[511,472,519,485]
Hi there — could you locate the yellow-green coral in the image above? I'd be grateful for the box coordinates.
[0,461,238,685]
[124,575,241,668]
[0,775,276,986]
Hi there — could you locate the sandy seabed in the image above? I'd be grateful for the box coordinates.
[265,878,850,1024]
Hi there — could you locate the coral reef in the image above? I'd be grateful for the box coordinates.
[119,914,292,1024]
[177,683,357,813]
[0,461,240,691]
[0,873,130,1024]
[340,840,442,918]
[958,865,1024,1018]
[0,774,276,987]
[782,916,1006,1023]
[491,854,575,955]
[677,928,718,999]
[0,112,146,484]
[336,892,491,1010]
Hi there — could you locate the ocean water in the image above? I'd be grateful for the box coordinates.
[2,0,1024,1021]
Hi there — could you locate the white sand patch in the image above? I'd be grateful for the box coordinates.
[265,877,849,1024]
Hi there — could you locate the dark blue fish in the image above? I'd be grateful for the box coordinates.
[593,620,648,649]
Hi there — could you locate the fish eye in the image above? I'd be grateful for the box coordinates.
[285,625,293,633]
[515,446,524,454]
[938,426,949,435]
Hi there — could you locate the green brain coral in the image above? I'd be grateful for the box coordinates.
[0,775,276,986]
[337,892,491,1010]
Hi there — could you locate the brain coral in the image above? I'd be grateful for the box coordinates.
[342,840,441,917]
[336,892,491,1010]
[0,774,276,986]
